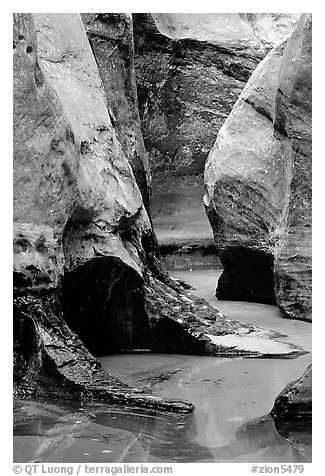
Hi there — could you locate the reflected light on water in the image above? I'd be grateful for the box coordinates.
[13,269,311,463]
[14,398,310,463]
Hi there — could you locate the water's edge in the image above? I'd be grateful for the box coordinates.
[13,268,311,463]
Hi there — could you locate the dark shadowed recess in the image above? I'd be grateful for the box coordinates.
[61,257,151,356]
[13,299,40,382]
[61,257,204,357]
[13,286,87,398]
[217,247,276,305]
[13,268,57,388]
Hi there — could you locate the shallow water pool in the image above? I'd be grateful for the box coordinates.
[13,269,311,463]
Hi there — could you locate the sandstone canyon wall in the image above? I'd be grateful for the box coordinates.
[204,14,312,321]
[133,13,299,248]
[271,365,312,421]
[13,12,190,412]
[14,13,302,410]
[81,13,151,211]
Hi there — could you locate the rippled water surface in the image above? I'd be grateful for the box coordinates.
[13,269,312,463]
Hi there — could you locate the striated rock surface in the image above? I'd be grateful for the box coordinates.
[204,15,311,320]
[133,13,299,248]
[134,13,299,176]
[13,13,306,411]
[13,12,192,413]
[81,13,151,211]
[271,365,312,420]
[272,16,312,321]
[271,365,312,459]
[152,13,300,46]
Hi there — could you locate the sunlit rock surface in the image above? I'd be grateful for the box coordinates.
[204,15,311,321]
[133,13,299,248]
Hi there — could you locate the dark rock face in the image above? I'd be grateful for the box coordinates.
[216,248,276,304]
[274,419,312,462]
[133,13,299,247]
[228,414,311,462]
[271,365,312,421]
[204,15,312,321]
[62,257,152,355]
[133,13,299,176]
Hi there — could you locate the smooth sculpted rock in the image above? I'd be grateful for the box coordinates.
[13,12,192,413]
[152,13,300,46]
[204,15,312,321]
[13,14,306,409]
[81,13,151,211]
[133,12,300,175]
[133,13,299,248]
[271,365,312,420]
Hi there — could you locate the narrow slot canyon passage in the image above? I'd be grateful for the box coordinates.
[13,12,312,466]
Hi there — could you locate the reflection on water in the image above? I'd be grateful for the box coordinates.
[14,399,209,463]
[13,269,312,463]
[14,351,312,462]
[98,352,311,462]
[14,399,310,463]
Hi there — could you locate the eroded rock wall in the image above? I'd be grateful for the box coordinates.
[133,13,299,247]
[151,13,300,46]
[204,15,311,321]
[271,365,312,420]
[81,13,151,211]
[13,13,191,412]
[272,16,312,321]
[13,13,306,410]
[13,12,179,410]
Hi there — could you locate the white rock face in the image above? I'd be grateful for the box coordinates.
[14,13,151,280]
[133,13,301,251]
[152,13,300,45]
[204,15,312,321]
